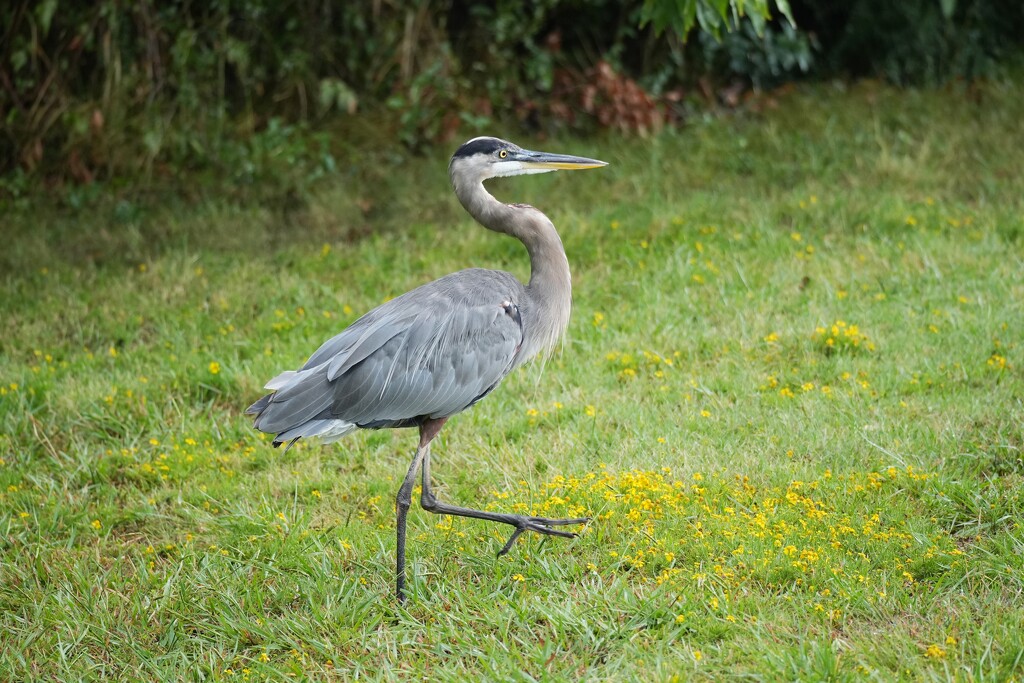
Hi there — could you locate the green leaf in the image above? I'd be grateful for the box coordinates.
[774,0,795,26]
[11,49,28,72]
[641,0,787,41]
[36,0,58,34]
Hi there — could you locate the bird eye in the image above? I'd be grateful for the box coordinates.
[498,150,508,159]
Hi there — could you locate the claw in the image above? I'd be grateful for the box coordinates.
[495,516,590,556]
[497,527,527,556]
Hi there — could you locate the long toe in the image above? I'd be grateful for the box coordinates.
[523,519,586,538]
[528,515,590,527]
[496,515,589,556]
[525,524,578,539]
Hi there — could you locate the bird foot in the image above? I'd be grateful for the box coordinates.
[496,515,589,556]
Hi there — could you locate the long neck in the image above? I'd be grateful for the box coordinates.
[454,179,572,360]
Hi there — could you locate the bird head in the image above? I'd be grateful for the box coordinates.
[449,137,607,187]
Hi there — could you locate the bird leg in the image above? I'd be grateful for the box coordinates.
[395,418,588,602]
[418,430,588,557]
[394,440,427,603]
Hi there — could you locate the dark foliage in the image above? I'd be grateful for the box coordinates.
[792,0,1024,85]
[1,0,1021,189]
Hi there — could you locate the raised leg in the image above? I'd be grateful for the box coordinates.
[395,418,588,603]
[419,439,588,556]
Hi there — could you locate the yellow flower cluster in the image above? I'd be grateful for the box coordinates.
[488,464,960,627]
[987,353,1010,371]
[812,320,875,354]
[605,349,676,385]
[761,370,871,400]
[120,435,257,484]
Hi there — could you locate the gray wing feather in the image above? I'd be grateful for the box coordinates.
[250,269,526,437]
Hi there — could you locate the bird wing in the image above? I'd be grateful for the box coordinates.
[249,269,526,436]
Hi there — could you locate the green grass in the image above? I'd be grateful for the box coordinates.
[2,79,1023,680]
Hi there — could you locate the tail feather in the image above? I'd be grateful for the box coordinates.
[246,389,355,446]
[264,370,299,391]
[273,418,356,445]
[246,393,272,416]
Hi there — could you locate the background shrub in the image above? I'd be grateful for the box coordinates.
[1,0,1021,189]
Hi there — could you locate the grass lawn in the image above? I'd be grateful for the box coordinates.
[2,80,1023,680]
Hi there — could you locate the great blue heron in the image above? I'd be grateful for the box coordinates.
[246,136,607,601]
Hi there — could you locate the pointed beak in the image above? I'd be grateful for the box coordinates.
[514,149,608,171]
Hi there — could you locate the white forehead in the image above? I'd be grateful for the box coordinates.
[464,136,508,145]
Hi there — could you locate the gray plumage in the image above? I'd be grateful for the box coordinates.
[248,269,527,441]
[246,136,607,601]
